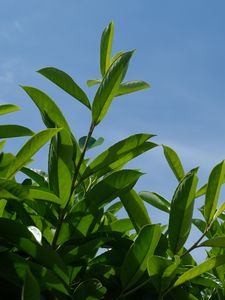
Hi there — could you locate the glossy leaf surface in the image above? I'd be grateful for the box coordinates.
[115,80,150,96]
[100,21,114,76]
[162,145,185,181]
[0,125,34,138]
[0,104,20,115]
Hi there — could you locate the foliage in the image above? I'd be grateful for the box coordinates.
[1,21,225,300]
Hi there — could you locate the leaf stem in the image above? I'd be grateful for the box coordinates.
[52,123,95,249]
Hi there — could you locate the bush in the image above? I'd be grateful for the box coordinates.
[0,21,225,300]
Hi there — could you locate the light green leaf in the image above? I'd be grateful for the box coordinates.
[82,133,156,180]
[110,51,124,65]
[21,86,71,131]
[120,189,151,232]
[139,191,170,213]
[0,140,6,151]
[115,80,150,97]
[0,125,34,138]
[195,183,207,198]
[109,218,133,233]
[86,170,143,210]
[0,199,7,217]
[100,21,114,76]
[174,255,225,287]
[28,187,62,205]
[48,129,75,208]
[92,50,134,125]
[6,128,61,178]
[22,269,40,300]
[86,79,101,87]
[161,255,180,292]
[120,224,161,291]
[162,145,185,181]
[204,160,225,223]
[38,67,91,109]
[0,104,20,115]
[168,168,198,254]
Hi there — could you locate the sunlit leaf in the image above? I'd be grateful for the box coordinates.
[120,189,151,232]
[204,160,225,224]
[6,128,61,178]
[162,145,185,181]
[100,21,114,76]
[115,80,150,97]
[0,104,20,116]
[168,168,198,254]
[174,255,225,287]
[120,224,161,291]
[92,50,134,125]
[86,79,101,87]
[139,191,170,213]
[38,67,91,109]
[0,125,34,138]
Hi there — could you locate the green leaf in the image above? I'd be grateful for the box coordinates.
[168,168,198,254]
[139,191,170,213]
[0,152,15,177]
[110,51,124,65]
[21,86,71,131]
[160,255,180,292]
[0,125,34,138]
[48,129,75,208]
[191,272,223,289]
[82,133,156,179]
[92,50,134,125]
[162,145,185,181]
[196,183,207,198]
[0,140,6,151]
[100,21,114,76]
[86,79,101,87]
[38,67,91,109]
[192,218,207,234]
[28,187,62,205]
[200,236,225,248]
[174,255,225,287]
[6,128,61,178]
[109,218,133,233]
[22,269,40,300]
[0,104,20,116]
[115,80,150,97]
[204,160,225,224]
[120,189,151,232]
[120,224,161,291]
[79,136,104,151]
[74,279,106,299]
[86,170,143,210]
[0,178,30,200]
[20,167,48,187]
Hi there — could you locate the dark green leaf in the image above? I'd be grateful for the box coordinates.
[160,255,180,292]
[6,128,61,178]
[22,269,40,300]
[162,145,185,181]
[79,136,104,151]
[204,160,225,223]
[92,50,134,125]
[168,168,198,254]
[38,67,91,109]
[82,133,156,179]
[139,191,170,213]
[0,125,34,138]
[20,167,48,187]
[191,272,223,289]
[120,189,151,232]
[120,224,161,291]
[174,255,225,287]
[195,183,207,198]
[74,279,107,299]
[115,80,150,97]
[200,236,225,248]
[100,21,114,76]
[0,104,20,115]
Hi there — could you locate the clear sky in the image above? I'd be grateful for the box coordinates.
[1,1,225,260]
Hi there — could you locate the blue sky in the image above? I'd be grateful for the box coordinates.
[1,1,225,259]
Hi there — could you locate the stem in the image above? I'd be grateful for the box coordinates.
[52,123,95,249]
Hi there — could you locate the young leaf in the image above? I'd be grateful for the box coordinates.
[115,80,150,97]
[6,128,61,178]
[120,189,151,232]
[196,183,207,198]
[168,168,198,254]
[204,160,225,224]
[120,224,161,291]
[38,67,91,109]
[0,125,34,138]
[86,79,101,87]
[162,145,185,181]
[139,191,170,213]
[0,104,20,115]
[100,21,114,76]
[92,50,134,125]
[174,255,225,287]
[82,133,156,180]
[22,269,40,300]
